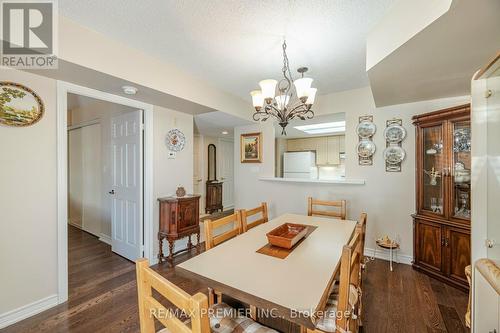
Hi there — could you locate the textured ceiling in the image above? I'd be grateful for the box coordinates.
[194,111,252,137]
[59,0,395,100]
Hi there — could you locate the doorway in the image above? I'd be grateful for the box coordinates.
[67,94,143,260]
[57,81,154,304]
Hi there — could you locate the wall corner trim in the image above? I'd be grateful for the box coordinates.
[99,233,112,245]
[0,294,58,329]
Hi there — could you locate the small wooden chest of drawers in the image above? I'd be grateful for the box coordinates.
[158,195,200,265]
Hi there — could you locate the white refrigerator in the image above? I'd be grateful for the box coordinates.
[283,151,318,179]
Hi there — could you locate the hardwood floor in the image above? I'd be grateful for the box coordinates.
[1,226,469,333]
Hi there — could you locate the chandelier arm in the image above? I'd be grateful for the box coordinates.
[287,104,314,119]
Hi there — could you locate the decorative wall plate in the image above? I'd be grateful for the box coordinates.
[166,129,186,152]
[357,140,376,158]
[453,128,471,152]
[356,120,376,138]
[0,82,44,127]
[383,123,406,143]
[383,146,406,165]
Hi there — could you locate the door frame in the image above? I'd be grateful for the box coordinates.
[56,81,154,304]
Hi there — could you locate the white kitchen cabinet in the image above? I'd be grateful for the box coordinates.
[287,139,303,152]
[315,137,328,165]
[339,136,345,152]
[286,135,344,165]
[327,136,340,165]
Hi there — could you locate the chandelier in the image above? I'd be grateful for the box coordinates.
[250,40,317,135]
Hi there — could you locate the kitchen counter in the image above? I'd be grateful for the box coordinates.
[259,176,365,185]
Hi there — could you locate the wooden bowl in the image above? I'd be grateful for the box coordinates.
[266,223,308,249]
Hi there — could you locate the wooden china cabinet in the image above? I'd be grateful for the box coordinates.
[412,104,471,290]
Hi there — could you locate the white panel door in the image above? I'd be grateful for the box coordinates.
[110,110,143,261]
[218,139,234,209]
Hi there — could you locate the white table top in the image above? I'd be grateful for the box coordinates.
[178,213,357,315]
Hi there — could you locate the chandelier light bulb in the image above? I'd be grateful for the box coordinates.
[293,77,313,100]
[250,90,264,110]
[259,79,278,101]
[306,88,317,105]
[275,94,290,110]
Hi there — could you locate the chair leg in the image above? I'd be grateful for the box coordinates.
[208,287,215,306]
[215,291,223,304]
[249,305,257,320]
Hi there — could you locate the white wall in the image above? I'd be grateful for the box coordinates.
[153,106,194,256]
[0,69,195,324]
[234,87,470,261]
[68,98,136,237]
[0,69,58,316]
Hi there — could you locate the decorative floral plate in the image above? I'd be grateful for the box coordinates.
[357,140,376,158]
[383,146,406,165]
[453,128,471,152]
[356,120,376,138]
[166,129,186,152]
[383,124,406,143]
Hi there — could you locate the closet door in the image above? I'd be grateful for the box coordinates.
[68,123,102,237]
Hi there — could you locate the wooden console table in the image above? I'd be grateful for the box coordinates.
[158,195,200,265]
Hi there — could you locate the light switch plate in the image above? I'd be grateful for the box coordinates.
[167,151,176,159]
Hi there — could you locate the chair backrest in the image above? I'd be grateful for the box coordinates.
[336,230,363,333]
[136,259,210,333]
[307,197,346,220]
[357,213,367,260]
[204,211,242,250]
[240,202,269,232]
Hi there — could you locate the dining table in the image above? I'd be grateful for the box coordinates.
[176,213,358,330]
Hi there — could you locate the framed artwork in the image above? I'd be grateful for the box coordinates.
[0,82,44,127]
[240,132,262,163]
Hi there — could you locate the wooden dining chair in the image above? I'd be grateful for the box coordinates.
[358,213,367,267]
[356,213,367,328]
[312,231,363,333]
[203,211,242,305]
[240,202,269,232]
[204,211,242,251]
[307,197,346,220]
[136,259,210,333]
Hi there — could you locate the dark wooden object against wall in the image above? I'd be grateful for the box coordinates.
[412,104,471,290]
[205,181,223,214]
[158,195,200,265]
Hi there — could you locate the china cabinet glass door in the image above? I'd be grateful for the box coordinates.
[486,74,500,258]
[421,124,445,217]
[451,120,471,221]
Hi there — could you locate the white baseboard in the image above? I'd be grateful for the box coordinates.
[68,221,83,230]
[0,294,58,329]
[98,233,112,245]
[364,247,413,266]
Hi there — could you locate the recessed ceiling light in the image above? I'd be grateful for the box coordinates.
[122,85,138,95]
[294,121,346,134]
[221,130,229,135]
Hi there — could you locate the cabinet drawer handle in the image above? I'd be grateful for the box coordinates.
[444,238,449,247]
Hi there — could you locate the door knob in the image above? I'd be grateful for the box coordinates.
[108,190,115,195]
